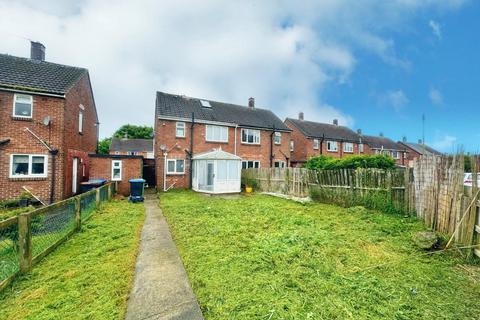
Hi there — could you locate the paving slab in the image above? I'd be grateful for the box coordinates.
[125,194,203,320]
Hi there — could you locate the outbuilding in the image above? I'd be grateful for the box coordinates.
[191,149,241,194]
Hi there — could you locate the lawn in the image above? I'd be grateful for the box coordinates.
[0,199,145,320]
[161,191,480,319]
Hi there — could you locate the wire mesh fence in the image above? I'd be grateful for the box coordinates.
[31,200,77,258]
[0,217,19,283]
[0,182,116,288]
[80,190,97,221]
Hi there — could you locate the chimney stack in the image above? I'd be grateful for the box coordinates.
[357,129,362,135]
[30,41,45,61]
[379,132,384,137]
[298,112,304,120]
[248,97,255,109]
[333,119,338,126]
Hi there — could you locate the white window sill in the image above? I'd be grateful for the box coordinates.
[9,175,47,180]
[344,151,354,153]
[167,172,185,175]
[206,140,229,143]
[241,142,261,145]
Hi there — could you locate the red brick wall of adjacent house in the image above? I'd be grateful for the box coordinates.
[63,74,98,197]
[155,119,291,190]
[0,91,65,202]
[89,155,143,196]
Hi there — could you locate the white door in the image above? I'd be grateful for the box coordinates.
[206,161,215,191]
[72,158,78,194]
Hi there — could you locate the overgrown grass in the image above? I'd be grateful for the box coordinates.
[161,190,480,319]
[0,199,145,320]
[0,206,35,221]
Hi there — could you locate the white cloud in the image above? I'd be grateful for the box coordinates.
[0,0,467,136]
[429,20,442,39]
[429,87,444,105]
[378,90,409,112]
[432,134,457,151]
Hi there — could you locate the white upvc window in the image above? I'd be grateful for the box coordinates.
[274,161,286,168]
[241,160,260,169]
[167,159,185,174]
[359,143,364,153]
[112,160,122,181]
[10,154,48,178]
[327,141,338,152]
[382,150,391,156]
[128,151,138,156]
[13,94,33,118]
[206,125,228,142]
[241,128,260,144]
[313,139,319,150]
[392,151,400,159]
[290,141,294,151]
[344,142,354,153]
[274,132,281,145]
[79,110,84,133]
[176,122,186,138]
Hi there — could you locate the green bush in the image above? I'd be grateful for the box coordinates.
[304,154,396,170]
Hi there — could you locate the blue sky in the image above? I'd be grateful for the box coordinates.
[0,0,477,152]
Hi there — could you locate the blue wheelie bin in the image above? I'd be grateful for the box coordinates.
[129,179,146,202]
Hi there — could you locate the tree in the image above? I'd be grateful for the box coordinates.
[113,124,153,139]
[97,138,111,155]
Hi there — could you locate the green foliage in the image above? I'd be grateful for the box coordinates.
[97,137,112,155]
[161,191,480,319]
[241,175,259,190]
[113,124,153,139]
[304,154,396,170]
[0,200,145,319]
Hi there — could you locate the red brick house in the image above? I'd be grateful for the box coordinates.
[0,42,98,203]
[362,134,409,166]
[110,138,154,159]
[155,92,291,191]
[398,139,442,167]
[285,113,367,167]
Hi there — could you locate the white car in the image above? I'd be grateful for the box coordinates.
[464,173,480,187]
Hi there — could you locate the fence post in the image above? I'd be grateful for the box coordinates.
[96,187,101,206]
[18,213,32,273]
[75,196,81,231]
[108,183,112,200]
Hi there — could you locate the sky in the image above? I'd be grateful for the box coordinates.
[0,0,478,152]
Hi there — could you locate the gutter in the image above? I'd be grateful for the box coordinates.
[0,87,65,98]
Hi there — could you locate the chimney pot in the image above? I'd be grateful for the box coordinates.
[30,41,45,61]
[357,129,362,135]
[333,119,338,126]
[298,112,304,120]
[402,136,407,143]
[379,132,384,137]
[248,97,255,108]
[418,139,423,144]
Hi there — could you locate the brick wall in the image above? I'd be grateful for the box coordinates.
[155,119,291,190]
[0,91,65,202]
[89,155,143,196]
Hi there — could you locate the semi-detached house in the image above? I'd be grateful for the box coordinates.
[154,92,291,191]
[362,134,409,166]
[0,42,98,203]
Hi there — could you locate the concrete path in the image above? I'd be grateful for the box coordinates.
[126,193,204,320]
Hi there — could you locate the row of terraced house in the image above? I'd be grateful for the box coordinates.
[0,42,441,201]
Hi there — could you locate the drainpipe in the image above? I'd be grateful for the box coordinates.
[163,153,167,191]
[189,112,194,189]
[234,125,238,155]
[49,149,59,204]
[270,124,275,167]
[320,134,325,155]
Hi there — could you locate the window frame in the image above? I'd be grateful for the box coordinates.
[10,154,48,178]
[359,143,364,153]
[12,94,33,119]
[79,110,84,134]
[290,141,294,151]
[392,151,400,159]
[274,161,286,168]
[166,159,185,175]
[205,125,229,143]
[176,122,186,138]
[327,141,338,152]
[111,160,122,181]
[343,142,354,153]
[313,139,319,150]
[241,128,261,145]
[274,132,281,145]
[241,160,260,169]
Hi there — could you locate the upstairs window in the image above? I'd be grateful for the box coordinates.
[79,110,84,133]
[392,151,400,159]
[274,132,281,145]
[344,142,354,153]
[206,125,228,142]
[241,129,260,144]
[112,160,122,181]
[313,139,319,150]
[176,122,186,138]
[10,154,47,178]
[290,141,294,151]
[13,94,33,118]
[327,141,338,152]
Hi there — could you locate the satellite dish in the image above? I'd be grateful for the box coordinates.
[160,144,166,151]
[42,116,51,126]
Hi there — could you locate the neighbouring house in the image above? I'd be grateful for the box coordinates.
[0,42,99,203]
[285,113,367,167]
[398,138,442,167]
[88,154,143,196]
[362,134,409,166]
[154,92,291,191]
[109,138,154,159]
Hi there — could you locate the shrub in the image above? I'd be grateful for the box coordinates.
[304,154,396,170]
